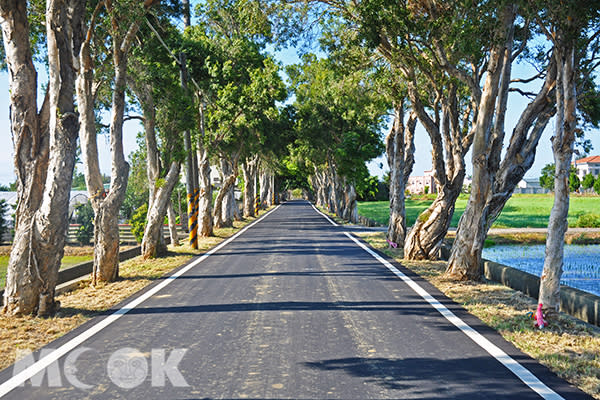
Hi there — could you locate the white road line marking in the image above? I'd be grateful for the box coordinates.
[0,205,281,398]
[343,232,564,400]
[310,203,338,226]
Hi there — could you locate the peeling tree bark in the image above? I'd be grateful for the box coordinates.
[386,102,417,250]
[77,1,156,284]
[197,146,213,237]
[259,168,270,208]
[445,6,516,280]
[404,81,471,260]
[540,36,577,313]
[214,151,240,229]
[446,6,557,280]
[2,0,83,316]
[142,162,181,259]
[167,201,179,246]
[342,184,358,223]
[242,156,259,217]
[129,74,182,259]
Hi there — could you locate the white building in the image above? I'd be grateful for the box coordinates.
[516,178,548,194]
[574,155,600,179]
[407,170,437,195]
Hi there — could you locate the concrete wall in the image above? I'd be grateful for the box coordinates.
[0,246,141,301]
[483,260,600,327]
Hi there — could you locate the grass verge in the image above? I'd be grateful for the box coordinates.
[0,252,95,289]
[358,194,600,229]
[0,209,270,372]
[356,231,600,399]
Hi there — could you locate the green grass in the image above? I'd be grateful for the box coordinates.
[0,255,92,289]
[358,194,600,228]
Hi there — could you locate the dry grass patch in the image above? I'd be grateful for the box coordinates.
[356,231,600,399]
[0,212,268,372]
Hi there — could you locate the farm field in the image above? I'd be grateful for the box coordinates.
[358,194,600,228]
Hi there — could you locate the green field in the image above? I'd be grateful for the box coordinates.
[0,255,92,289]
[358,194,600,228]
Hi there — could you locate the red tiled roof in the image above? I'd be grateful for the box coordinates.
[575,155,600,164]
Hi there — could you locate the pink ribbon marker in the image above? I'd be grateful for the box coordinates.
[386,239,398,248]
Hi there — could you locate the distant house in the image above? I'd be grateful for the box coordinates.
[574,155,600,179]
[515,178,549,194]
[407,170,437,195]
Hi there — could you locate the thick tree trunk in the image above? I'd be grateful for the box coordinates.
[405,185,462,260]
[342,184,358,223]
[445,8,516,280]
[312,168,328,208]
[197,147,213,237]
[2,0,83,316]
[386,103,417,249]
[129,67,181,258]
[167,201,179,246]
[217,158,234,227]
[222,185,236,226]
[142,162,181,259]
[214,153,240,229]
[404,83,468,260]
[92,49,131,284]
[267,173,275,206]
[242,157,258,217]
[539,43,577,313]
[259,169,270,208]
[446,53,557,280]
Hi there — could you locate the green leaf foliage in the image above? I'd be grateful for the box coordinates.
[130,203,148,244]
[75,201,94,246]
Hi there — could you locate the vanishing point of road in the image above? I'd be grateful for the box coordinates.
[0,201,592,399]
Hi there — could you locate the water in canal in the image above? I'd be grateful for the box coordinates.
[482,244,600,297]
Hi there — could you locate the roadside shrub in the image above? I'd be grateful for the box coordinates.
[595,178,600,195]
[291,188,302,199]
[582,173,595,190]
[575,213,600,228]
[75,201,94,245]
[130,204,148,243]
[569,172,580,192]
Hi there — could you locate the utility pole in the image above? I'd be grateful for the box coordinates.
[181,0,198,248]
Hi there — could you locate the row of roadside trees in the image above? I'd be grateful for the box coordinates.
[289,0,600,319]
[1,0,599,323]
[0,0,303,316]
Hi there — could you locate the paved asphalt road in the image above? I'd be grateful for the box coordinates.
[0,201,592,399]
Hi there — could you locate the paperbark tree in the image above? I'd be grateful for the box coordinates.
[538,2,600,313]
[446,5,557,280]
[214,151,241,228]
[167,201,180,246]
[386,102,417,250]
[259,168,271,208]
[2,0,84,316]
[141,162,180,258]
[242,156,259,217]
[197,101,214,237]
[403,79,475,260]
[77,0,159,284]
[128,75,181,259]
